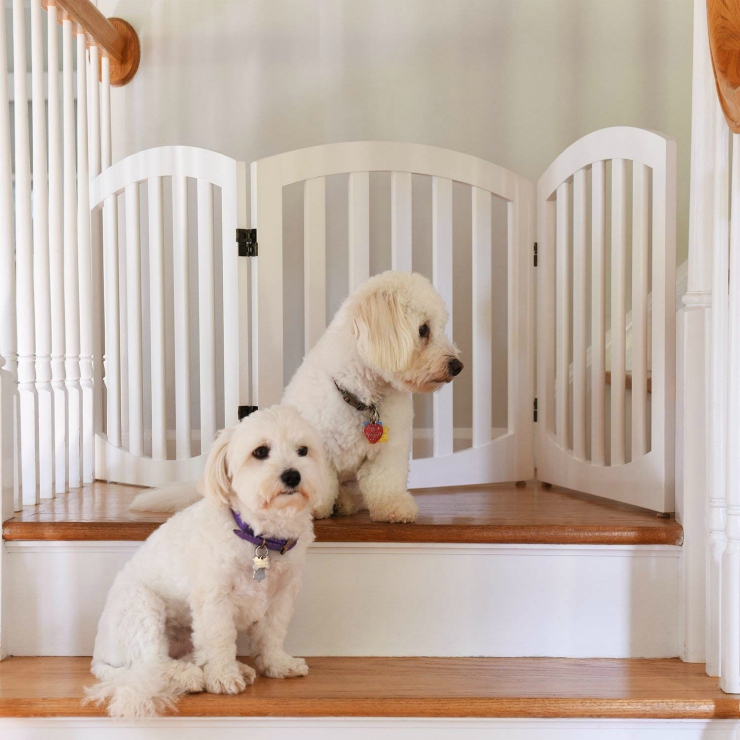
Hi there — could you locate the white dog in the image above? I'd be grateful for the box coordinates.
[131,270,462,523]
[86,405,328,718]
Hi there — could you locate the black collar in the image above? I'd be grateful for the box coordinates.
[333,380,380,423]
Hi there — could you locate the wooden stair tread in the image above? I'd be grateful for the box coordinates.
[0,657,734,718]
[2,481,682,546]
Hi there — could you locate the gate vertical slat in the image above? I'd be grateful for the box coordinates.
[197,180,217,451]
[125,184,143,457]
[610,159,628,466]
[590,161,607,466]
[148,177,167,460]
[391,172,412,272]
[172,176,191,459]
[432,176,454,458]
[472,187,492,448]
[348,172,370,291]
[555,182,571,450]
[304,177,327,353]
[572,169,588,461]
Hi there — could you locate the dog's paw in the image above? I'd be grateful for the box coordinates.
[203,661,254,694]
[167,661,205,693]
[333,485,361,516]
[368,492,419,523]
[312,499,336,520]
[256,653,309,678]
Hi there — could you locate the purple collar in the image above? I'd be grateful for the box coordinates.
[231,509,298,554]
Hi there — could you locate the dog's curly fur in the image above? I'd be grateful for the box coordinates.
[130,270,462,523]
[86,406,329,718]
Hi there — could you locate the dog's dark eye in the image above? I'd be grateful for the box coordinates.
[252,445,270,460]
[419,323,430,339]
[297,446,308,457]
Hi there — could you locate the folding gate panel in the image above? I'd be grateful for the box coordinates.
[90,146,249,486]
[537,128,677,511]
[251,142,535,487]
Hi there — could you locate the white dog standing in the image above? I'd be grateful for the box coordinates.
[86,406,328,718]
[131,270,463,523]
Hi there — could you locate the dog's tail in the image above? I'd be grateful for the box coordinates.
[83,662,180,719]
[128,482,201,514]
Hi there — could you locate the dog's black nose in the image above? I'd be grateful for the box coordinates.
[281,468,301,488]
[448,358,464,377]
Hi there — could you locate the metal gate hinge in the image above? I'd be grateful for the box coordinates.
[533,242,538,267]
[237,228,258,257]
[533,398,538,423]
[238,405,258,420]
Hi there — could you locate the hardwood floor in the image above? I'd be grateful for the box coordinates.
[0,657,733,718]
[1,481,682,545]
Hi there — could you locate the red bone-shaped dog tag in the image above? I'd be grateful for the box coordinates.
[364,422,384,444]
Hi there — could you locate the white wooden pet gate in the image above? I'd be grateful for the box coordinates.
[91,128,676,512]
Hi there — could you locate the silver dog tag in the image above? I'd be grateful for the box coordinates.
[253,545,270,582]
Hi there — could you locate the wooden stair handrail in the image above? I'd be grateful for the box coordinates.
[708,0,740,132]
[42,0,140,86]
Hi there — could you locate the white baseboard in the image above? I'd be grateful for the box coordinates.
[0,717,735,740]
[5,541,680,658]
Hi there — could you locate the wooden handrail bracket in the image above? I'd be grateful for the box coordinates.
[42,0,140,86]
[708,0,740,132]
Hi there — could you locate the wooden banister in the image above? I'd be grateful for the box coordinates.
[708,0,740,132]
[42,0,140,86]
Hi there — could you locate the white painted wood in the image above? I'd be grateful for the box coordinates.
[610,159,628,466]
[348,171,370,291]
[62,19,81,489]
[6,540,680,659]
[254,142,535,485]
[47,3,66,495]
[304,177,327,352]
[102,193,121,449]
[124,185,143,457]
[472,187,492,448]
[707,118,731,678]
[555,182,571,451]
[391,171,412,272]
[77,28,94,484]
[722,134,740,693]
[537,128,676,511]
[30,0,53,499]
[572,170,587,460]
[14,0,38,504]
[148,178,167,460]
[432,176,453,458]
[590,160,606,465]
[172,176,191,459]
[91,147,246,483]
[100,56,111,171]
[197,180,217,452]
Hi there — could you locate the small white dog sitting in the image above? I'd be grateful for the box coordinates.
[86,406,328,718]
[131,271,462,523]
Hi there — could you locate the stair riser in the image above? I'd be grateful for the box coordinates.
[0,718,735,739]
[5,542,680,658]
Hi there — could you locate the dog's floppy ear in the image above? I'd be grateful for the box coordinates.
[352,288,416,373]
[200,427,235,507]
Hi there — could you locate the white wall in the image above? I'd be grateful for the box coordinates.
[98,0,693,433]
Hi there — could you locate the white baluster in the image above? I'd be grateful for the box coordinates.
[304,177,327,352]
[572,169,587,461]
[0,2,19,512]
[101,56,111,170]
[432,176,453,457]
[77,27,94,482]
[610,159,627,465]
[148,177,167,460]
[14,0,38,504]
[590,161,606,465]
[348,172,370,291]
[472,186,492,448]
[31,0,53,498]
[197,180,216,452]
[391,171,412,272]
[125,184,143,457]
[63,17,81,487]
[173,176,191,459]
[47,4,67,494]
[555,182,571,450]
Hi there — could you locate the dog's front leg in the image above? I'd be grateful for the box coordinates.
[250,576,309,678]
[357,393,418,523]
[191,590,256,694]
